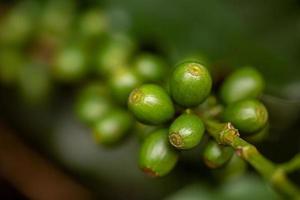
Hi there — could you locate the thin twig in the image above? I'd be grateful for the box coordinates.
[280,154,300,174]
[204,120,300,199]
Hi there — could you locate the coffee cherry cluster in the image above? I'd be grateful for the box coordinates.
[0,2,111,104]
[126,62,268,177]
[75,50,169,146]
[0,1,269,179]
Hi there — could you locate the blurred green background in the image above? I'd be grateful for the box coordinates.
[0,0,300,199]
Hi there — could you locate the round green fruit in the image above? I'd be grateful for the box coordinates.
[220,67,265,105]
[169,113,205,149]
[109,67,142,105]
[0,1,36,45]
[93,109,133,146]
[96,34,135,76]
[134,53,169,83]
[53,46,87,82]
[139,129,178,177]
[222,99,268,135]
[78,9,107,38]
[169,62,212,107]
[75,83,112,125]
[203,140,233,169]
[128,84,175,125]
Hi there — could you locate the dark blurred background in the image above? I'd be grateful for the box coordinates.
[0,0,300,199]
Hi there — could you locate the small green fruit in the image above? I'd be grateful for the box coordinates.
[53,46,87,82]
[78,9,107,38]
[0,2,36,45]
[96,34,135,76]
[75,83,112,125]
[169,62,212,107]
[109,67,142,105]
[222,99,268,135]
[169,113,205,149]
[203,140,233,169]
[134,53,169,83]
[93,109,133,146]
[139,129,178,177]
[128,84,175,125]
[220,67,265,105]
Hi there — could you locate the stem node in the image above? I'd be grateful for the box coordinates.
[219,122,239,145]
[204,119,300,198]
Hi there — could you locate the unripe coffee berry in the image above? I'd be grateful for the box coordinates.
[75,83,112,125]
[93,109,133,146]
[128,84,175,125]
[169,62,212,107]
[134,53,169,83]
[109,67,142,105]
[96,34,135,76]
[53,47,87,82]
[222,99,268,135]
[169,113,205,149]
[220,67,265,105]
[203,140,233,169]
[139,129,178,177]
[78,9,107,38]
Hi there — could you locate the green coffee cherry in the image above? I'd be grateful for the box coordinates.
[139,129,178,177]
[0,1,37,45]
[109,67,142,105]
[203,140,234,169]
[222,99,268,135]
[78,9,108,38]
[128,84,175,125]
[93,109,133,146]
[53,46,87,82]
[96,34,135,76]
[220,67,265,105]
[169,62,212,107]
[75,83,112,125]
[169,113,205,149]
[134,53,169,83]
